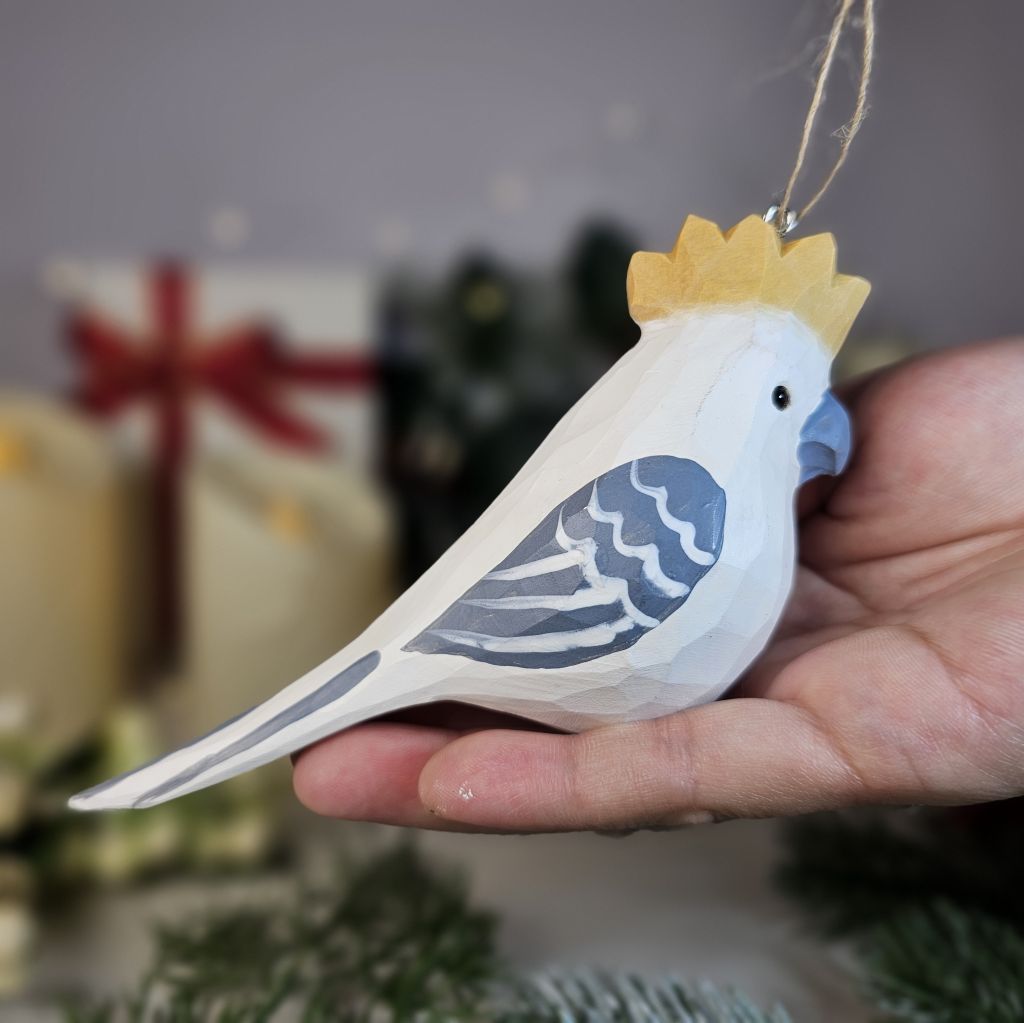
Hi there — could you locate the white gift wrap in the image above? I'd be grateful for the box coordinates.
[55,262,378,472]
[182,450,395,734]
[0,397,126,770]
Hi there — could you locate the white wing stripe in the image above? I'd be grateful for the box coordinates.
[586,485,691,598]
[427,615,636,654]
[462,590,619,611]
[485,551,583,581]
[455,470,710,647]
[629,461,716,566]
[555,512,660,629]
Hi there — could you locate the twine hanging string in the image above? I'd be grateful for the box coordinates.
[770,0,876,235]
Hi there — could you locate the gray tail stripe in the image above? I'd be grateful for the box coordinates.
[117,651,380,808]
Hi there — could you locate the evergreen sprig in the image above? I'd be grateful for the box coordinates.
[862,900,1024,1023]
[776,809,1024,937]
[61,843,789,1023]
[778,807,1024,1023]
[514,972,793,1023]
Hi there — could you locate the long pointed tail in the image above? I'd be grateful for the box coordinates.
[69,650,383,812]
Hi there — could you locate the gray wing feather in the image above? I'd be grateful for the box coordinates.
[403,456,725,669]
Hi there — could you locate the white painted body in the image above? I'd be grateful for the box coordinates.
[71,305,834,810]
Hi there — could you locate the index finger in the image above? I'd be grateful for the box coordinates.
[418,698,861,832]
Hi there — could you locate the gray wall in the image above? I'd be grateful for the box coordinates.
[1,0,1021,386]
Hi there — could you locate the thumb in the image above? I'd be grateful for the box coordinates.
[417,698,862,832]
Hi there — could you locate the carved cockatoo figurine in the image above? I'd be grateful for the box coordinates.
[71,214,869,812]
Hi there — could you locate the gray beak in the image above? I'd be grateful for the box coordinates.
[798,390,852,483]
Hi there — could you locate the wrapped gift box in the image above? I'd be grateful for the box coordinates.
[182,448,395,734]
[55,260,381,664]
[58,261,378,471]
[0,396,126,772]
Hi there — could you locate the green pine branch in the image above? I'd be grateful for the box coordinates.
[777,808,1024,1023]
[863,900,1024,1023]
[513,973,792,1023]
[776,810,1024,938]
[60,842,789,1023]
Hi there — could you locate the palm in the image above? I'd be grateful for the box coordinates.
[741,338,1024,805]
[293,340,1024,832]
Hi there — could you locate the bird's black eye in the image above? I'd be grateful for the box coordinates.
[772,385,791,410]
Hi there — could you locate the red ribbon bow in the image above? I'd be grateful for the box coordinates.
[68,261,376,665]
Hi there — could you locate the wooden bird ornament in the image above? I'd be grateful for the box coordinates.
[71,214,870,812]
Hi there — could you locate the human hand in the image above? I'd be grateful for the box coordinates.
[293,339,1024,832]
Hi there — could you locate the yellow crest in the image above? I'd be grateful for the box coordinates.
[626,215,870,354]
